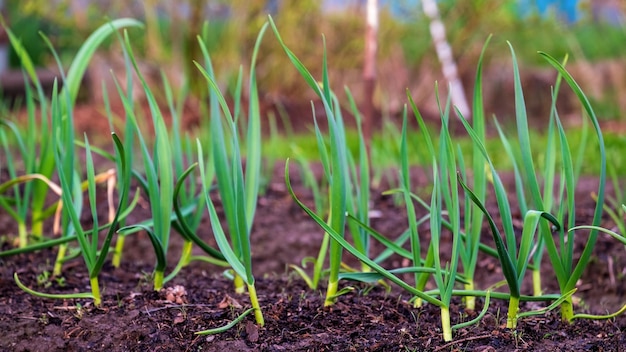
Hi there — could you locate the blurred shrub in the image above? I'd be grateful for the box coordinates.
[6,0,626,114]
[6,14,54,68]
[6,0,113,67]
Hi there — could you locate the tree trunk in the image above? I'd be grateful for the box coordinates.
[363,0,378,158]
[422,0,470,119]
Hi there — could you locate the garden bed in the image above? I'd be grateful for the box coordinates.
[2,16,626,352]
[1,163,625,352]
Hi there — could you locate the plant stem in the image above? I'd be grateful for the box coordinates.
[325,210,343,306]
[247,283,264,326]
[464,282,476,310]
[506,296,520,329]
[234,274,245,294]
[312,232,330,289]
[324,279,338,307]
[17,222,27,248]
[164,240,193,283]
[112,235,126,268]
[413,245,435,308]
[31,210,44,240]
[532,269,542,296]
[53,244,68,276]
[560,296,574,323]
[90,276,101,307]
[441,306,452,342]
[154,270,164,291]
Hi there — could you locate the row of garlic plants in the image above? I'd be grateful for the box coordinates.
[1,17,625,341]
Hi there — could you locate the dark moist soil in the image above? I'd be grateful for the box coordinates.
[1,100,626,351]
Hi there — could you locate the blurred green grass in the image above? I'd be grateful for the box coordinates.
[262,124,626,177]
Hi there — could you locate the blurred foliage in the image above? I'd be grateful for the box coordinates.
[4,0,626,109]
[233,0,325,99]
[262,123,626,177]
[5,0,116,66]
[6,14,55,68]
[3,0,625,175]
[434,0,626,66]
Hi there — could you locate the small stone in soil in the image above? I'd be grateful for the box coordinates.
[245,321,259,343]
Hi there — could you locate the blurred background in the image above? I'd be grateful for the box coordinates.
[1,0,625,128]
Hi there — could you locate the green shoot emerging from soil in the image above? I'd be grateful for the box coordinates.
[193,22,268,326]
[2,14,625,344]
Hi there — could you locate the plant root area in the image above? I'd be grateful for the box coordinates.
[1,165,625,351]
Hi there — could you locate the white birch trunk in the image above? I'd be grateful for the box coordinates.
[363,0,378,155]
[422,0,470,119]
